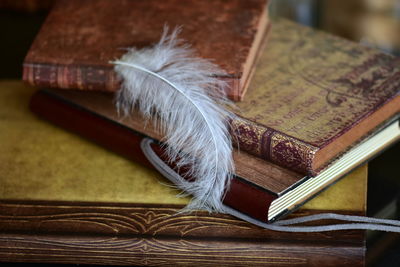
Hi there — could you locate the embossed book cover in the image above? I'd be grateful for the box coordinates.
[22,0,270,101]
[232,19,400,175]
[1,81,366,267]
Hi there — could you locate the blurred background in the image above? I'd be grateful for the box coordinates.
[270,0,400,55]
[0,0,399,266]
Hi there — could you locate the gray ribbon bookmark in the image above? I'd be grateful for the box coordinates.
[141,137,400,233]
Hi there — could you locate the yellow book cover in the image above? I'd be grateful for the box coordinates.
[0,80,367,266]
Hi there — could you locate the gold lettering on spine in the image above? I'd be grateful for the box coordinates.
[230,118,266,156]
[270,132,318,173]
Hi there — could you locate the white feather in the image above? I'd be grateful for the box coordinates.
[111,27,234,212]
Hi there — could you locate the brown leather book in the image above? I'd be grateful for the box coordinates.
[230,19,400,175]
[0,80,366,266]
[22,0,270,101]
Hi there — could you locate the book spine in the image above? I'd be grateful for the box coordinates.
[23,62,120,92]
[29,90,276,223]
[23,62,241,101]
[230,117,319,175]
[220,75,240,101]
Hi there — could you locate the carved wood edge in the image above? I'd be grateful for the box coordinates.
[0,232,365,267]
[0,199,365,242]
[0,199,366,266]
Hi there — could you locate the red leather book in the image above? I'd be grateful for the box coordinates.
[29,89,290,223]
[29,88,400,223]
[22,0,270,101]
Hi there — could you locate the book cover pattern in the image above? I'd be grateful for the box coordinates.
[232,20,400,174]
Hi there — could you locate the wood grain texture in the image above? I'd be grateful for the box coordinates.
[0,234,364,267]
[0,200,365,241]
[0,200,365,267]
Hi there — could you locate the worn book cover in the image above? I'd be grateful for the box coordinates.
[231,19,400,175]
[22,0,270,101]
[1,81,366,266]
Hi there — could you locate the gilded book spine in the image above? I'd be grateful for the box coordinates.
[23,63,119,91]
[22,63,240,100]
[231,117,319,175]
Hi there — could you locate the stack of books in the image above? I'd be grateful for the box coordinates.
[22,0,400,224]
[0,0,399,265]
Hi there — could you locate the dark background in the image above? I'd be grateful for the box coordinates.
[0,0,399,266]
